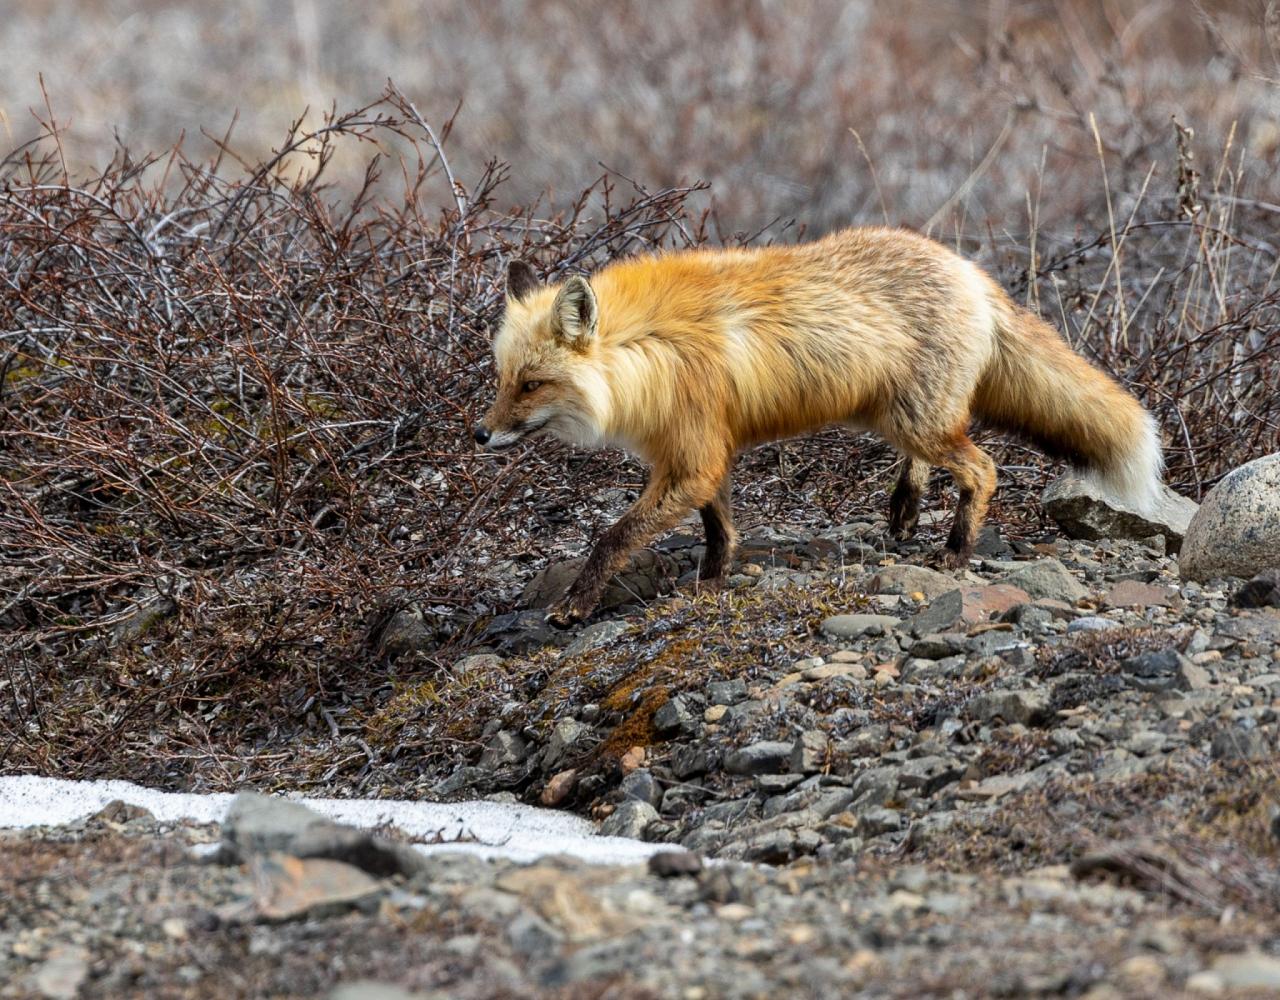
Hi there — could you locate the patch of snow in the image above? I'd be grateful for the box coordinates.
[0,775,662,866]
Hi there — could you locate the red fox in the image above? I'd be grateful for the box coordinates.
[476,227,1162,627]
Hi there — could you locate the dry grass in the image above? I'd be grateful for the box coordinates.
[1,5,1278,784]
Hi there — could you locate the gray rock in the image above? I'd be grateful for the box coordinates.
[478,730,530,769]
[1210,725,1273,761]
[1042,474,1197,550]
[331,983,427,1000]
[725,740,794,776]
[820,613,902,639]
[220,793,425,877]
[653,695,699,737]
[599,800,659,839]
[909,633,967,659]
[896,756,965,796]
[542,718,589,769]
[791,730,829,774]
[452,652,503,675]
[996,558,1087,604]
[706,679,748,705]
[1066,615,1120,634]
[963,688,1049,726]
[1120,649,1210,692]
[869,564,960,599]
[562,619,631,657]
[1181,454,1280,581]
[858,807,903,837]
[620,768,662,808]
[377,608,434,658]
[1210,952,1280,990]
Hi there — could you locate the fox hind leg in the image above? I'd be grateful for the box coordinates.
[888,456,929,539]
[887,428,996,569]
[698,475,737,581]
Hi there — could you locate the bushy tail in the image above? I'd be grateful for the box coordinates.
[974,295,1163,514]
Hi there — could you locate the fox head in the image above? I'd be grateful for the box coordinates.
[474,261,611,451]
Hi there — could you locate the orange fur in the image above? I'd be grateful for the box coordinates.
[478,227,1162,623]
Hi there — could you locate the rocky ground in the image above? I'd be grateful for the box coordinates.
[5,509,1280,998]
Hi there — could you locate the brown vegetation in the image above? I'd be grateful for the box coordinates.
[2,3,1278,783]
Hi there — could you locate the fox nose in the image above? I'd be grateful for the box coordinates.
[473,425,491,446]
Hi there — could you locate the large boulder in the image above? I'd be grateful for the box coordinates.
[1180,453,1280,582]
[1041,474,1197,550]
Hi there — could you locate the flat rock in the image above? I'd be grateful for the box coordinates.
[908,584,1032,636]
[251,853,383,923]
[1119,649,1209,692]
[1042,474,1197,550]
[995,558,1087,604]
[1101,580,1182,610]
[868,564,961,599]
[221,793,424,877]
[1210,951,1280,990]
[725,740,794,776]
[820,613,902,639]
[1181,453,1280,581]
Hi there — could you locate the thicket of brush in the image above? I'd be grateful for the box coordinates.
[2,79,1277,780]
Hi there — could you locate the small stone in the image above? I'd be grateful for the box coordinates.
[1068,616,1120,634]
[828,649,863,663]
[703,704,727,723]
[963,688,1049,725]
[820,613,901,639]
[724,741,794,776]
[803,662,867,681]
[542,718,589,769]
[377,608,434,658]
[791,731,829,774]
[1102,580,1182,610]
[873,670,895,689]
[996,558,1087,603]
[1210,951,1280,991]
[453,653,502,675]
[869,564,961,600]
[599,800,659,839]
[619,746,646,774]
[1210,726,1272,761]
[648,850,703,878]
[1119,649,1209,692]
[620,768,662,808]
[478,730,529,769]
[33,945,89,1000]
[858,807,902,836]
[563,619,632,657]
[909,633,966,659]
[707,678,748,705]
[251,853,383,922]
[654,696,698,737]
[1185,971,1225,996]
[540,768,578,807]
[907,584,1032,636]
[896,755,964,795]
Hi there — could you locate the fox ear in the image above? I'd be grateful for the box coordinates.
[550,276,598,346]
[506,260,541,301]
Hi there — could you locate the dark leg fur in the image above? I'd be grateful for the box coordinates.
[888,457,928,539]
[698,476,737,580]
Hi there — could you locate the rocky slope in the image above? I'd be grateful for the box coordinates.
[4,514,1280,998]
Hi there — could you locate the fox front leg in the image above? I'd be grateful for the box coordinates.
[546,475,717,628]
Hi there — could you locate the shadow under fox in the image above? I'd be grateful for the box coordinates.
[476,227,1162,626]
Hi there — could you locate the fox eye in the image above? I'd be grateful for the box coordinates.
[521,380,543,394]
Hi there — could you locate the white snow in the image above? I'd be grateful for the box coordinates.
[0,775,662,866]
